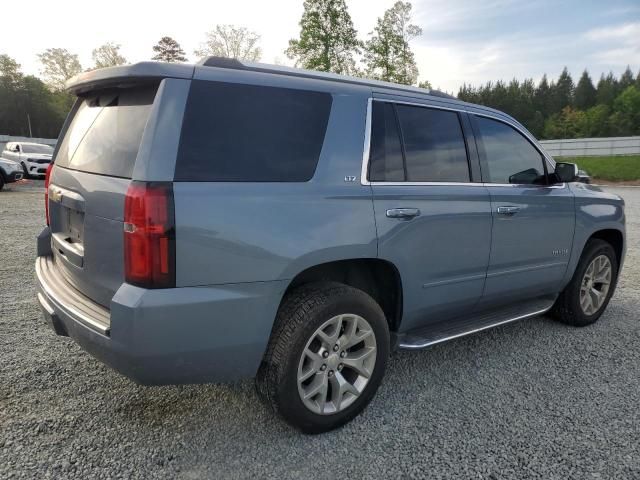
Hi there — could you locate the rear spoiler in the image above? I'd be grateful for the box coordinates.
[66,62,195,95]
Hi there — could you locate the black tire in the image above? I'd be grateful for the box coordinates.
[551,239,618,327]
[0,175,4,191]
[256,282,390,433]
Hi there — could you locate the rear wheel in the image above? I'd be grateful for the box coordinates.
[256,282,389,433]
[552,239,618,327]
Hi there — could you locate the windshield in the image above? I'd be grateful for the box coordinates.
[22,144,54,154]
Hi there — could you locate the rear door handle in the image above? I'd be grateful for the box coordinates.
[497,205,521,216]
[386,208,421,219]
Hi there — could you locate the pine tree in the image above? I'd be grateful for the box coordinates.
[550,67,574,113]
[619,66,634,90]
[364,1,422,85]
[534,75,551,117]
[596,72,619,107]
[286,0,361,75]
[574,70,597,110]
[152,36,187,63]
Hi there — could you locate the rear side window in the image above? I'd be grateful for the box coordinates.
[395,105,470,183]
[369,102,404,182]
[475,116,546,185]
[55,86,156,179]
[175,81,332,182]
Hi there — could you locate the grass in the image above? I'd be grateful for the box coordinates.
[563,155,640,183]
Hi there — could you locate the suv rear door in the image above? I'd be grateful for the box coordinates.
[367,96,492,332]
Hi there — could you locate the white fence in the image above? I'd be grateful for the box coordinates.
[0,135,57,152]
[540,136,640,157]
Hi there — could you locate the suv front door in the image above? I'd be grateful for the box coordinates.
[470,114,575,307]
[366,99,492,332]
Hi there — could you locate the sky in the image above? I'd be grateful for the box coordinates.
[1,0,639,93]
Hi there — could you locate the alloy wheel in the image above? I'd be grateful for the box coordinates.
[297,314,377,415]
[579,254,612,315]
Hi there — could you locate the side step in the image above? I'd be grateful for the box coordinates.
[398,295,556,350]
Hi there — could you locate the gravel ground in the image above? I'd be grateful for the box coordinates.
[1,180,639,479]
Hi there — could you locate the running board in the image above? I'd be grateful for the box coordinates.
[397,295,556,350]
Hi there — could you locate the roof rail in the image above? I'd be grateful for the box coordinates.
[199,56,455,100]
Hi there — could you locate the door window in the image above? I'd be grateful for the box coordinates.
[368,102,471,183]
[475,116,547,185]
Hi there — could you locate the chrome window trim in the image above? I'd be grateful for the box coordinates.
[360,97,559,187]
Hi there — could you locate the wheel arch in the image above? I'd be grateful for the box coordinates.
[282,258,404,332]
[588,228,624,267]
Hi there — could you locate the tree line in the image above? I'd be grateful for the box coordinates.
[458,67,640,139]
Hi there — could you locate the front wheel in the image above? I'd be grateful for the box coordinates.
[256,282,389,433]
[552,239,619,327]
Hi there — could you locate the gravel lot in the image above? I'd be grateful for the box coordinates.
[1,180,639,479]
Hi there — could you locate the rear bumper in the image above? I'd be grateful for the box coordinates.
[35,254,287,385]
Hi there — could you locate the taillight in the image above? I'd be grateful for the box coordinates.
[124,182,175,289]
[44,163,54,225]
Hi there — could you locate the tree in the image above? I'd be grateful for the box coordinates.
[92,42,127,69]
[549,67,574,113]
[194,25,262,61]
[37,48,82,91]
[418,79,431,90]
[286,0,361,75]
[534,74,551,117]
[152,36,187,63]
[574,70,597,110]
[596,72,618,107]
[363,1,422,85]
[619,66,634,91]
[0,54,23,87]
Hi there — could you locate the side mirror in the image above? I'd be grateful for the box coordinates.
[554,162,578,183]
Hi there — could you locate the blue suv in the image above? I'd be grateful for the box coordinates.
[36,58,625,433]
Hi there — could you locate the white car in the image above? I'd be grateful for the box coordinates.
[0,157,23,190]
[1,142,54,178]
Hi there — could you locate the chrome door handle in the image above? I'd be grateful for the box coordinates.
[386,208,421,219]
[497,205,520,216]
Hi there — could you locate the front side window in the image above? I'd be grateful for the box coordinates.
[475,116,547,185]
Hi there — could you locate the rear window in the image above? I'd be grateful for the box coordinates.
[175,81,332,182]
[55,86,157,178]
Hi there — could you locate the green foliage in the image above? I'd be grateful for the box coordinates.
[37,48,82,91]
[0,54,70,137]
[286,0,361,75]
[152,37,187,63]
[566,155,640,182]
[574,70,596,110]
[458,67,640,139]
[92,43,127,69]
[194,25,262,61]
[363,1,421,85]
